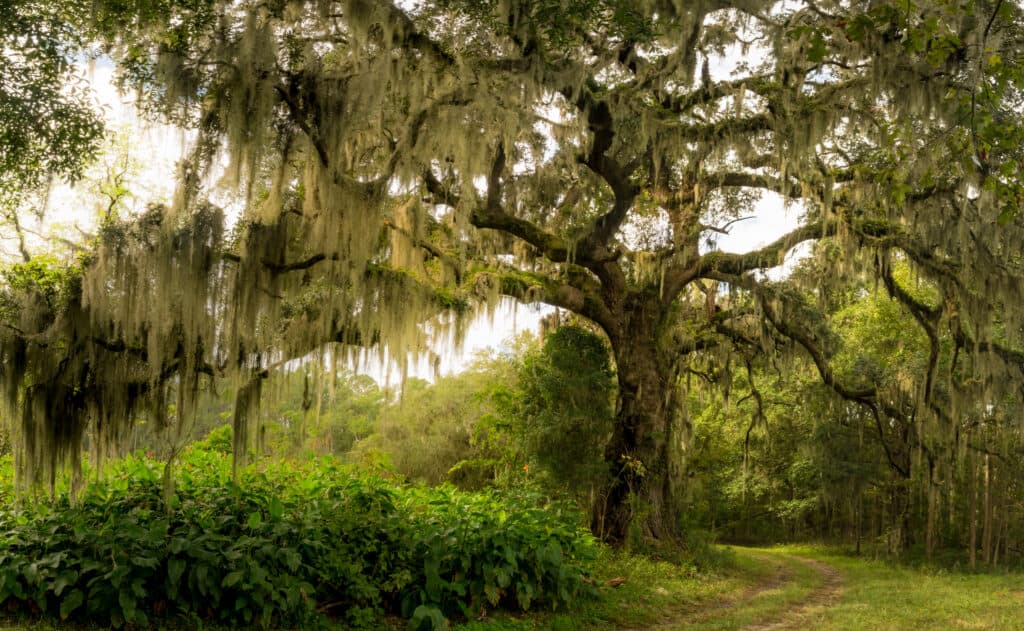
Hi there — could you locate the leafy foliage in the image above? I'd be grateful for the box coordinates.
[0,0,104,211]
[0,449,596,629]
[3,0,1024,550]
[509,326,615,502]
[352,327,614,515]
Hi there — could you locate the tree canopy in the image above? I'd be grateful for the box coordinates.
[1,0,1023,543]
[0,0,104,256]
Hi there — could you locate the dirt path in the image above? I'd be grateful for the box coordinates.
[740,555,843,631]
[668,552,794,627]
[633,550,843,631]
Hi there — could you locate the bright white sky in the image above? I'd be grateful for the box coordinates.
[40,43,801,384]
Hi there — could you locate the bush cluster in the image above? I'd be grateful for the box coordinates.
[0,450,596,629]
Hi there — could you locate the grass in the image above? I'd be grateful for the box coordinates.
[679,547,824,630]
[780,544,1024,630]
[457,544,1024,631]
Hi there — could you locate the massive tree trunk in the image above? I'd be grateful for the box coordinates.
[593,300,683,544]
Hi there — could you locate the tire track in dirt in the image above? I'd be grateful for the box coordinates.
[624,551,794,631]
[740,555,843,631]
[627,551,843,631]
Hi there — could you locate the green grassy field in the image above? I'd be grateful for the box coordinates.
[451,546,821,630]
[779,545,1024,630]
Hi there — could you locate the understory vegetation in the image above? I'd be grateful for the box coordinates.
[0,444,595,629]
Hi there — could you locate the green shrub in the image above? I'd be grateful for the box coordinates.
[401,486,595,622]
[190,423,234,454]
[509,325,615,503]
[0,450,596,629]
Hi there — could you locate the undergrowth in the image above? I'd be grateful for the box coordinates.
[0,446,596,629]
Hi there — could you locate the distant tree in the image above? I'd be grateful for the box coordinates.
[510,326,615,525]
[0,0,104,256]
[353,364,516,486]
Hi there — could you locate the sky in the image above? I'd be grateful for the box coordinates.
[39,43,802,384]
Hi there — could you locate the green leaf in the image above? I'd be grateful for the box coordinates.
[247,512,262,529]
[268,497,284,520]
[222,570,245,588]
[60,588,84,620]
[118,588,138,623]
[166,557,186,597]
[131,577,146,598]
[52,570,78,597]
[409,604,448,631]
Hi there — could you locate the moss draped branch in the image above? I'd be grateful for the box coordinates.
[697,221,834,277]
[471,268,615,333]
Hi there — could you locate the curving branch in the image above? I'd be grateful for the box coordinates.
[660,75,769,115]
[675,113,774,141]
[469,204,573,262]
[473,268,616,333]
[697,221,834,277]
[561,86,641,248]
[753,288,875,402]
[466,146,623,280]
[880,260,943,401]
[750,283,911,477]
[274,81,329,168]
[856,220,965,293]
[703,171,806,199]
[349,0,456,66]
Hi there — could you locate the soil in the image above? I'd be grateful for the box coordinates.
[740,555,844,631]
[629,551,844,631]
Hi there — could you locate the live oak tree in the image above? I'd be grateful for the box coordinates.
[3,0,1024,544]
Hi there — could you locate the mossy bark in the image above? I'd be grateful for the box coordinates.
[594,299,685,545]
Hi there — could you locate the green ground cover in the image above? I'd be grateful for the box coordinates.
[458,547,819,631]
[458,545,1024,630]
[0,449,594,630]
[781,545,1024,630]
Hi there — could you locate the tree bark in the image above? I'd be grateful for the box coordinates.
[982,454,994,566]
[855,491,862,555]
[925,457,938,560]
[594,305,682,545]
[969,456,979,570]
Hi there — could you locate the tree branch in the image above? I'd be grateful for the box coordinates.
[473,268,616,333]
[561,86,640,247]
[698,221,833,277]
[383,219,462,281]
